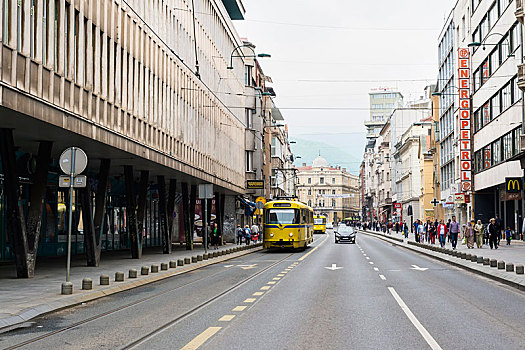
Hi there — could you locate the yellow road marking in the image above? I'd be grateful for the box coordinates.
[277,274,285,277]
[232,306,247,311]
[260,286,271,290]
[244,298,256,303]
[267,281,276,285]
[273,277,281,280]
[219,315,236,322]
[280,271,288,274]
[181,327,222,350]
[253,292,264,296]
[298,232,329,261]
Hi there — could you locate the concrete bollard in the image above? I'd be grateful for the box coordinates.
[82,278,93,290]
[141,266,150,275]
[100,274,110,285]
[191,256,198,263]
[490,259,497,267]
[115,271,125,282]
[170,260,177,268]
[477,256,483,264]
[197,255,203,261]
[61,282,73,295]
[203,253,209,260]
[151,264,159,273]
[184,257,191,264]
[213,251,218,257]
[483,258,489,265]
[461,252,467,259]
[516,265,524,274]
[161,263,168,271]
[497,261,505,269]
[129,269,138,278]
[177,259,184,266]
[505,263,514,272]
[465,253,472,261]
[470,255,477,262]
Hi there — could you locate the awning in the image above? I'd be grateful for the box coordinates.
[238,196,256,216]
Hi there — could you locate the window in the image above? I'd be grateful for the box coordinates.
[332,177,335,184]
[308,189,311,195]
[320,177,324,184]
[308,200,312,207]
[332,189,335,194]
[332,199,336,207]
[481,59,489,86]
[245,151,253,172]
[245,109,253,129]
[3,0,9,44]
[308,177,311,184]
[490,95,499,121]
[503,132,512,160]
[492,139,501,165]
[244,65,253,86]
[501,83,511,112]
[484,145,491,169]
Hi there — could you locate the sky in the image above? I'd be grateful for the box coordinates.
[234,0,458,161]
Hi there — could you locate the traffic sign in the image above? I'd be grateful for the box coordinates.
[256,201,264,210]
[59,147,88,176]
[198,184,214,199]
[59,175,87,188]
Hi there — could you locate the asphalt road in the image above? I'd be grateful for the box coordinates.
[1,230,524,350]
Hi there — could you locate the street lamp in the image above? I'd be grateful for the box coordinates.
[254,87,273,96]
[227,44,271,70]
[468,33,515,57]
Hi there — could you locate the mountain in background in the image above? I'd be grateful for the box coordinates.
[291,132,366,175]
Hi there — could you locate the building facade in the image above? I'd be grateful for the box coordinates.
[365,88,403,139]
[296,156,359,224]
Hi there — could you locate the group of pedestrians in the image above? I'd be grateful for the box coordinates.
[236,223,261,245]
[410,215,509,250]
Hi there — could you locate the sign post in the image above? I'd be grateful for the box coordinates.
[199,184,214,254]
[59,147,88,295]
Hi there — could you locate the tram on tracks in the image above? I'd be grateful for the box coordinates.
[313,215,327,234]
[263,199,314,250]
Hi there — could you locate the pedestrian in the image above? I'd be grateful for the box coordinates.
[213,223,220,249]
[488,218,498,250]
[417,220,424,243]
[251,222,260,242]
[449,216,460,250]
[437,219,448,247]
[464,220,475,249]
[429,221,436,244]
[244,225,251,245]
[403,221,408,238]
[495,214,503,245]
[446,219,451,243]
[505,227,512,245]
[474,220,484,248]
[395,222,399,234]
[236,225,243,245]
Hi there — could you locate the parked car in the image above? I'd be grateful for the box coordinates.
[335,225,356,244]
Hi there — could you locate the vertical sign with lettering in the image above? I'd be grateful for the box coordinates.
[458,48,471,193]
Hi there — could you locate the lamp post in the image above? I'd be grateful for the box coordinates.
[468,32,515,57]
[227,44,271,70]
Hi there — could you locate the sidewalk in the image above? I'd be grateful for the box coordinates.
[360,229,525,291]
[0,242,262,331]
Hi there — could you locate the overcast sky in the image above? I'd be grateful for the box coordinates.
[234,0,458,139]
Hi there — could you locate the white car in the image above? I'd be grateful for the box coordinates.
[326,222,334,230]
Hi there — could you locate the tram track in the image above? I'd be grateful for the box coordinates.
[3,249,289,350]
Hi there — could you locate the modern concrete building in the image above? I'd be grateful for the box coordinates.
[296,156,359,224]
[365,88,403,140]
[0,0,251,276]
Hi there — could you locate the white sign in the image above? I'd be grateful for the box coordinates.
[59,147,88,176]
[322,194,353,198]
[59,175,87,188]
[198,184,214,199]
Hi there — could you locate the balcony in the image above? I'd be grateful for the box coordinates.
[518,64,525,92]
[517,0,524,24]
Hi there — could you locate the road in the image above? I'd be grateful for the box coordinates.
[1,230,524,350]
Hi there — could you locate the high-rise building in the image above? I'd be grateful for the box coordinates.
[365,89,403,140]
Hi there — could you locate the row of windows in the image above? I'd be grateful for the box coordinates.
[372,93,399,100]
[473,24,520,92]
[440,135,455,166]
[473,127,520,173]
[441,161,455,191]
[472,0,512,42]
[438,21,455,66]
[473,76,520,132]
[439,107,455,141]
[307,200,337,208]
[306,177,337,185]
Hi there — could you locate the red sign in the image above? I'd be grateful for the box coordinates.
[394,203,402,209]
[458,48,471,193]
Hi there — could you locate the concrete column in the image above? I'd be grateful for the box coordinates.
[136,170,149,249]
[181,182,192,250]
[167,179,177,237]
[80,185,96,266]
[158,176,171,254]
[124,165,141,258]
[189,184,197,246]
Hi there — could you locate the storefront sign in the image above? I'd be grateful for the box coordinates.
[393,203,402,209]
[246,180,264,190]
[454,193,465,204]
[500,191,522,201]
[458,48,471,193]
[505,177,522,193]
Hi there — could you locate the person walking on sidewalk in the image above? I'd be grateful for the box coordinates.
[495,214,503,245]
[437,219,448,247]
[244,225,251,245]
[474,220,485,248]
[251,223,260,242]
[236,225,244,245]
[464,220,475,249]
[488,218,498,250]
[505,227,512,245]
[446,219,451,243]
[449,216,460,250]
[429,221,436,244]
[212,223,220,250]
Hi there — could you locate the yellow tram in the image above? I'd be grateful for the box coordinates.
[313,215,327,234]
[263,200,314,250]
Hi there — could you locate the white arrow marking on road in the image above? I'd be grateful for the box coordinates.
[411,265,428,271]
[224,265,234,268]
[237,264,257,270]
[324,264,343,271]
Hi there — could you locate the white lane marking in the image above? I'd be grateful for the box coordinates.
[411,265,429,271]
[369,262,374,265]
[181,327,222,350]
[379,275,386,280]
[388,287,443,350]
[373,267,379,271]
[366,257,370,260]
[324,263,343,271]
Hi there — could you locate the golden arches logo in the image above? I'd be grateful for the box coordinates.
[507,180,520,191]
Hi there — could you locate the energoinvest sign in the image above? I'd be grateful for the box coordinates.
[458,48,472,193]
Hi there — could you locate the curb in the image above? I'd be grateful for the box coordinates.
[359,230,525,292]
[0,243,263,332]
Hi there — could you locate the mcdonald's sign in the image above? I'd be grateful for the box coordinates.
[506,178,522,193]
